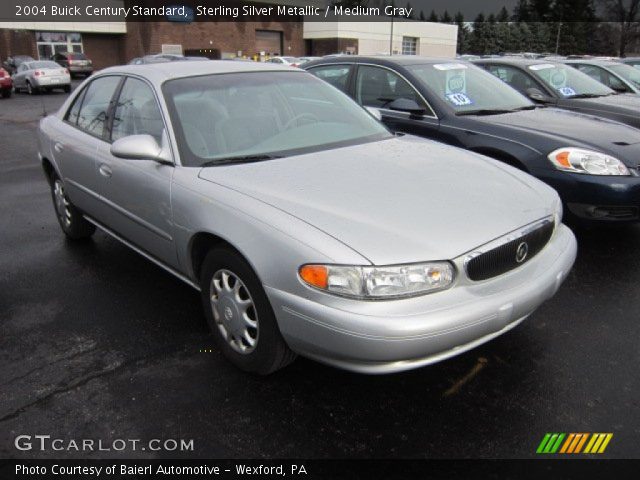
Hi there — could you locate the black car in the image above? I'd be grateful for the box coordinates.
[473,57,640,129]
[303,56,640,223]
[562,59,640,95]
[52,51,93,77]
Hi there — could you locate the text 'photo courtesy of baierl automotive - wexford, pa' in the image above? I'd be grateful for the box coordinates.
[0,1,639,479]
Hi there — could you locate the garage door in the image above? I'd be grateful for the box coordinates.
[255,30,282,56]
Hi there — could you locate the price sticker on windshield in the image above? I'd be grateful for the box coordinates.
[558,86,576,96]
[446,93,473,106]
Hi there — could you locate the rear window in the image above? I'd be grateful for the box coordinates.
[69,53,87,60]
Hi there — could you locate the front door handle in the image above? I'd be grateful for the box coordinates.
[54,142,64,153]
[98,164,112,178]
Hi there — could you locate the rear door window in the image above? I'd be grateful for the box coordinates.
[75,76,121,138]
[308,65,352,92]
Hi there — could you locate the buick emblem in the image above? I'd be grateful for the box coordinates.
[516,242,529,263]
[224,306,233,320]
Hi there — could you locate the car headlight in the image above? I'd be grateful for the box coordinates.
[548,148,630,175]
[299,262,455,299]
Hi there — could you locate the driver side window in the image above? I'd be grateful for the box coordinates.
[111,77,165,143]
[355,65,423,109]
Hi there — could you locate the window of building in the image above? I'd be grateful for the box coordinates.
[36,32,83,60]
[402,37,418,56]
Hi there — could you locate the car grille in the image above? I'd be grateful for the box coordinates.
[465,220,555,281]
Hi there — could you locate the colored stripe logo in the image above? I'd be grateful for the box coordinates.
[536,433,612,454]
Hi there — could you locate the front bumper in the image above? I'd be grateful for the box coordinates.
[533,168,640,222]
[267,224,577,374]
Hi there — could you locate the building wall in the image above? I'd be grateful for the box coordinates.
[304,20,458,58]
[123,21,305,61]
[309,38,359,56]
[82,33,125,69]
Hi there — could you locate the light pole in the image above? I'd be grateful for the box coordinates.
[390,15,394,55]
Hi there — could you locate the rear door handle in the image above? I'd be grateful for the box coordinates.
[98,164,112,178]
[54,142,64,153]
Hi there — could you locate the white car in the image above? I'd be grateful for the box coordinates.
[12,60,71,94]
[266,56,302,67]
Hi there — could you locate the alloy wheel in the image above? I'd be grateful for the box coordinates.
[53,180,72,228]
[210,269,259,354]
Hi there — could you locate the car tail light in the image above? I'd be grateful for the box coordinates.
[34,70,40,76]
[64,68,69,74]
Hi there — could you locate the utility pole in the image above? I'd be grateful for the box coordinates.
[555,22,562,54]
[390,15,394,55]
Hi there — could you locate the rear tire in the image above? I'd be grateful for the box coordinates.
[26,81,38,95]
[1,88,10,98]
[50,174,96,240]
[63,85,71,93]
[200,247,296,375]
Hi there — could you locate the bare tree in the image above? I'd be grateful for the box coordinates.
[601,0,640,56]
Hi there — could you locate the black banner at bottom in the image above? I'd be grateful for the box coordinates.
[1,459,639,480]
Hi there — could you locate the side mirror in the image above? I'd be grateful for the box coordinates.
[365,106,382,121]
[525,87,549,102]
[110,134,172,164]
[387,97,426,114]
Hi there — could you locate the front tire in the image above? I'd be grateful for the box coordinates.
[200,247,296,375]
[51,174,96,240]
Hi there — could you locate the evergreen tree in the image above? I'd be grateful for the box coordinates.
[440,10,452,23]
[454,11,470,53]
[428,9,439,22]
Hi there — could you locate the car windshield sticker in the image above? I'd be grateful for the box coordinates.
[446,93,473,106]
[529,64,556,71]
[433,63,468,71]
[443,68,471,105]
[558,86,577,96]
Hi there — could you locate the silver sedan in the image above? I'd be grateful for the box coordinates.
[37,61,577,374]
[13,60,71,94]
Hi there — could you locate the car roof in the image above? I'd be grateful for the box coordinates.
[98,60,301,84]
[563,59,621,66]
[306,55,477,69]
[472,57,560,67]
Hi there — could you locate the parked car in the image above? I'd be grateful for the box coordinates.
[0,67,12,98]
[621,57,640,69]
[129,54,209,65]
[266,56,302,67]
[3,55,35,75]
[12,60,70,94]
[305,56,640,223]
[52,52,93,77]
[37,61,576,374]
[298,56,321,65]
[473,57,640,130]
[563,59,640,94]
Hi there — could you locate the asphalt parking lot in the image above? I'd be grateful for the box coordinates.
[1,84,639,460]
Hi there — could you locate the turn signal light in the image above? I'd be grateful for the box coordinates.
[299,265,328,289]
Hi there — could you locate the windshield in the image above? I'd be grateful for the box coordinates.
[528,63,613,97]
[30,61,61,69]
[608,63,640,89]
[406,63,533,113]
[162,71,391,167]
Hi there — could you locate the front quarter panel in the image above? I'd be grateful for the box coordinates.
[170,168,372,295]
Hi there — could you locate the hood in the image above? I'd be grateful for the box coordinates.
[470,107,640,165]
[198,136,555,264]
[576,92,640,109]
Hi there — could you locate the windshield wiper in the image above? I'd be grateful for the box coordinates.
[456,108,515,116]
[200,154,282,167]
[568,93,605,99]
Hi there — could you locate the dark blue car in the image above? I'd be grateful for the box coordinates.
[304,56,640,224]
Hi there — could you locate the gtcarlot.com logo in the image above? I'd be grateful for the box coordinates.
[536,433,613,454]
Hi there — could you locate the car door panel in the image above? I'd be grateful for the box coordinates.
[94,76,178,268]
